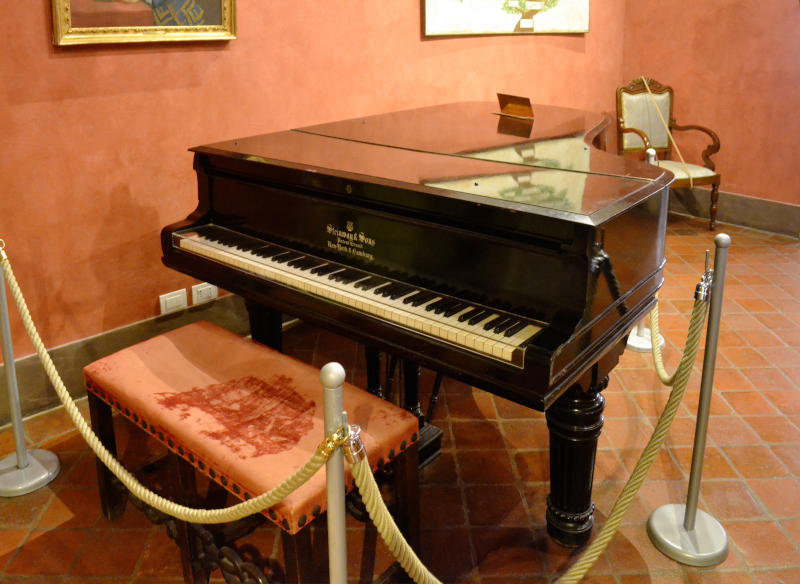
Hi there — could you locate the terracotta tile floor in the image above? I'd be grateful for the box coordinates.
[1,215,799,583]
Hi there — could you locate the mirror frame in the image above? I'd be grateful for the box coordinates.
[51,0,236,46]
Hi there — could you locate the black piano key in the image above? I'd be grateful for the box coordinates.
[425,298,452,313]
[388,284,416,300]
[377,283,415,299]
[295,258,327,271]
[402,290,430,305]
[458,307,483,322]
[404,291,437,307]
[504,321,528,338]
[310,264,340,276]
[212,231,257,251]
[286,256,313,268]
[493,318,518,334]
[373,282,398,296]
[330,269,367,284]
[251,245,286,259]
[467,310,492,326]
[483,315,509,331]
[354,276,387,290]
[272,252,303,264]
[442,302,469,318]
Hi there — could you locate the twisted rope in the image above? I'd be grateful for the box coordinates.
[650,297,707,385]
[555,298,708,583]
[352,458,442,584]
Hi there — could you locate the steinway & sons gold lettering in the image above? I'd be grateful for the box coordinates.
[326,222,376,262]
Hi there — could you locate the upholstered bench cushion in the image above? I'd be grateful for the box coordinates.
[83,321,419,534]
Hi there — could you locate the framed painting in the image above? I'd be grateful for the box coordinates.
[424,0,589,36]
[51,0,236,46]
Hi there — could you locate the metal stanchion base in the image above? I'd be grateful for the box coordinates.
[647,503,728,567]
[0,449,60,497]
[627,326,664,353]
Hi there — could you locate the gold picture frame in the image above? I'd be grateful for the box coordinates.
[51,0,236,46]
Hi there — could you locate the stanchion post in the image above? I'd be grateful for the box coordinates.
[647,233,730,566]
[1,266,28,469]
[0,245,60,497]
[685,234,730,530]
[321,362,348,584]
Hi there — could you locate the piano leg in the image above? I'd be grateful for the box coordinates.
[364,347,385,398]
[401,361,443,467]
[545,374,607,548]
[246,301,283,351]
[401,361,425,424]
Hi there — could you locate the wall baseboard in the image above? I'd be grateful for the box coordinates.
[0,295,250,428]
[669,187,800,237]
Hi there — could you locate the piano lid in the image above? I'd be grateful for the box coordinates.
[192,103,672,226]
[296,102,664,181]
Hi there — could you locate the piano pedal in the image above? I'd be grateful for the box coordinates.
[417,422,443,468]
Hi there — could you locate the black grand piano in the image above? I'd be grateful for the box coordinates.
[161,101,672,547]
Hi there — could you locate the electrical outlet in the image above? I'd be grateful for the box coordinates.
[191,283,218,305]
[159,289,188,314]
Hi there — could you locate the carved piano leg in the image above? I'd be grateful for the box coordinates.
[364,347,385,399]
[401,361,425,424]
[246,301,283,351]
[401,361,443,467]
[545,376,607,548]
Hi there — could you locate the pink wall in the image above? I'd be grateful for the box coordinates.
[2,1,797,362]
[1,1,626,357]
[623,0,800,205]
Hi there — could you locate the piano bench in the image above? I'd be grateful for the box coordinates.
[83,321,420,584]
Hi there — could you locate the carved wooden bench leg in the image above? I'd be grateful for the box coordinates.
[170,453,210,584]
[87,391,127,520]
[281,527,317,584]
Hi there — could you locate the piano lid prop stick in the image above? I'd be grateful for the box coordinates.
[646,234,731,566]
[0,241,60,496]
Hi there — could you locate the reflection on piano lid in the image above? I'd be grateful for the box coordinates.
[296,101,664,180]
[425,136,592,213]
[424,166,589,214]
[465,135,591,172]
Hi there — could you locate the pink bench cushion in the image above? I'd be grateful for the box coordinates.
[83,321,418,534]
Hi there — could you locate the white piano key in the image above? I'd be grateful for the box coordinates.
[178,230,540,366]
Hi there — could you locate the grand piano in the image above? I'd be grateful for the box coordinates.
[161,101,673,547]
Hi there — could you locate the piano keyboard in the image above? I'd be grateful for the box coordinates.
[173,225,544,367]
